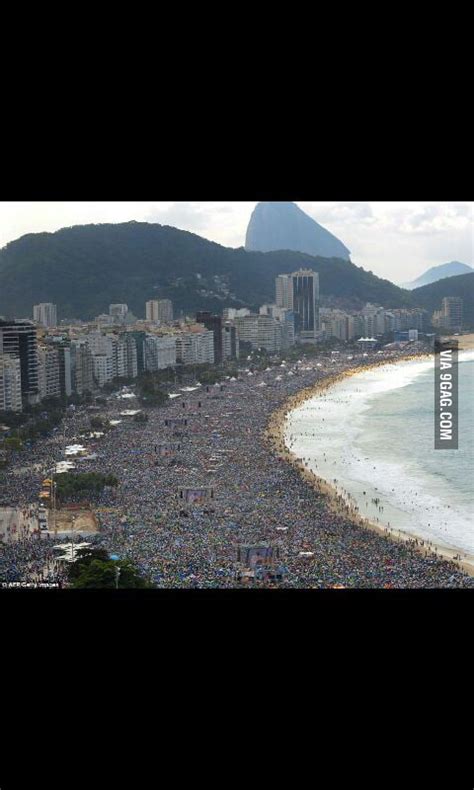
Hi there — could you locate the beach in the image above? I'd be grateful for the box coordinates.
[268,352,474,577]
[2,347,473,588]
[445,332,474,351]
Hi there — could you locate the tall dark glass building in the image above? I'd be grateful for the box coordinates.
[0,320,39,403]
[291,269,320,340]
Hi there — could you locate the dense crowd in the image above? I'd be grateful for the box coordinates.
[0,536,70,585]
[1,347,473,588]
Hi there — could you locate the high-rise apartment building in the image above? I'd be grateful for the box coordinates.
[70,340,94,395]
[109,304,129,323]
[146,299,173,324]
[175,329,214,365]
[37,346,61,400]
[86,331,114,367]
[234,315,286,353]
[0,320,39,404]
[442,297,463,331]
[275,275,294,311]
[127,331,146,374]
[0,354,22,412]
[113,336,128,379]
[259,305,296,346]
[58,345,72,396]
[45,338,72,396]
[124,335,138,379]
[158,300,173,323]
[196,312,223,363]
[276,270,320,340]
[222,322,240,360]
[320,309,356,341]
[84,331,137,383]
[93,354,114,387]
[291,269,320,339]
[146,301,159,322]
[33,303,57,328]
[144,335,177,371]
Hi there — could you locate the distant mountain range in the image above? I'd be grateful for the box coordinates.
[0,222,472,328]
[411,272,474,326]
[245,202,351,260]
[401,261,472,290]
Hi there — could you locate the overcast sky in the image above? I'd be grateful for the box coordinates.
[0,201,472,284]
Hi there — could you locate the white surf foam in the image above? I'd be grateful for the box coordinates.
[285,354,474,556]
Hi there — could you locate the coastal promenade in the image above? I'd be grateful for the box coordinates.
[1,347,473,588]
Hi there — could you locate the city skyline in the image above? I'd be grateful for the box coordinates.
[0,201,472,284]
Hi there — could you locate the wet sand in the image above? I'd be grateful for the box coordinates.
[266,354,474,578]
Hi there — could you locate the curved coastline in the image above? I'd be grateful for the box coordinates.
[266,353,474,579]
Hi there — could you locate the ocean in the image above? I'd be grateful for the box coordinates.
[285,353,474,558]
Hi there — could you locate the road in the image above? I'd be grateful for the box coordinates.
[0,507,39,543]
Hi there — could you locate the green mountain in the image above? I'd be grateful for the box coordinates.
[411,272,474,328]
[0,221,414,321]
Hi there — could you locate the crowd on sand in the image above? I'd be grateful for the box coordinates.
[1,346,473,589]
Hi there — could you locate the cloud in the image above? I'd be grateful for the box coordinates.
[302,202,376,226]
[145,201,256,248]
[0,200,471,286]
[392,203,472,235]
[146,202,214,232]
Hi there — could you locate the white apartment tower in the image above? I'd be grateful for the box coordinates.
[93,355,114,387]
[175,329,214,365]
[275,275,294,311]
[233,315,286,353]
[144,335,177,371]
[33,303,57,328]
[146,299,174,324]
[146,301,159,322]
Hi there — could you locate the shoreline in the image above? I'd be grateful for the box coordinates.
[3,344,473,588]
[265,354,474,579]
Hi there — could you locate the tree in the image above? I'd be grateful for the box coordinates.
[70,558,152,588]
[3,437,23,451]
[70,559,117,588]
[137,376,168,408]
[55,472,118,502]
[0,411,28,428]
[68,547,111,580]
[197,369,222,385]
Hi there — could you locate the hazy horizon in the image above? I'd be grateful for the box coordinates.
[0,201,472,285]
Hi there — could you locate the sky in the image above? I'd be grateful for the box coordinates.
[0,201,472,284]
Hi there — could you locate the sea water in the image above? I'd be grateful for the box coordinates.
[285,353,474,556]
